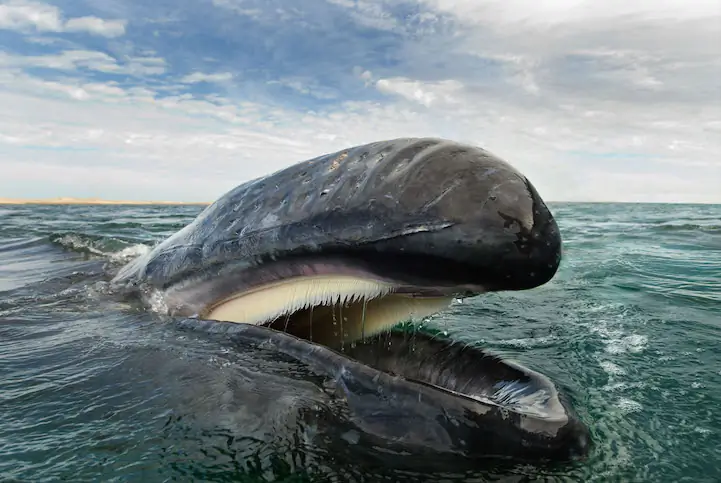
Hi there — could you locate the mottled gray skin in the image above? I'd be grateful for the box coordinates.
[112,138,561,313]
[176,319,591,467]
[112,137,588,466]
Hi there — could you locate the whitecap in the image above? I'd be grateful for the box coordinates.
[616,397,642,413]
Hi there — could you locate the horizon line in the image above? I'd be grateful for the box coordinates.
[0,197,718,206]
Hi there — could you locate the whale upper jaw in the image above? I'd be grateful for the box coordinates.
[111,137,562,297]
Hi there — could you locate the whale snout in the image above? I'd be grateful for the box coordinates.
[367,146,563,293]
[489,179,563,291]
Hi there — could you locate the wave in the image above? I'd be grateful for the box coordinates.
[48,232,150,264]
[652,223,721,232]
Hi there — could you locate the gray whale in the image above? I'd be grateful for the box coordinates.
[112,137,590,466]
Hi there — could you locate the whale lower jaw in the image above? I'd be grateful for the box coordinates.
[201,275,455,349]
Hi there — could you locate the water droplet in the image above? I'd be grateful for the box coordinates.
[308,306,314,342]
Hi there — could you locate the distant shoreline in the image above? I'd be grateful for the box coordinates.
[0,197,211,206]
[0,197,716,206]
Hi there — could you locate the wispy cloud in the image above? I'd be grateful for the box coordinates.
[0,0,126,37]
[0,0,719,203]
[180,71,234,84]
[0,49,166,76]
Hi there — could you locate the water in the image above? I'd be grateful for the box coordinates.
[1,203,720,482]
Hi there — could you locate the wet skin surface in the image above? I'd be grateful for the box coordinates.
[109,137,588,468]
[113,137,561,311]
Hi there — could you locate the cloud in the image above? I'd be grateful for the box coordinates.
[180,72,234,84]
[0,50,166,76]
[0,0,719,203]
[0,0,62,32]
[63,16,127,38]
[0,0,126,37]
[375,77,464,107]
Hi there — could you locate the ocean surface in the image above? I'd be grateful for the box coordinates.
[0,202,719,482]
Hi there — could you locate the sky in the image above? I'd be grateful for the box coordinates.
[0,0,719,203]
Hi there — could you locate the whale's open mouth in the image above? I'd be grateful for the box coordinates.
[203,274,455,349]
[161,254,556,410]
[172,267,590,462]
[161,254,483,349]
[181,262,572,424]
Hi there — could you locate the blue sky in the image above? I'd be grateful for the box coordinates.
[0,0,719,203]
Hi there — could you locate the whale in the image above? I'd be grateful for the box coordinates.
[111,137,591,467]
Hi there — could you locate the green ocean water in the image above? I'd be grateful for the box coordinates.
[0,202,719,482]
